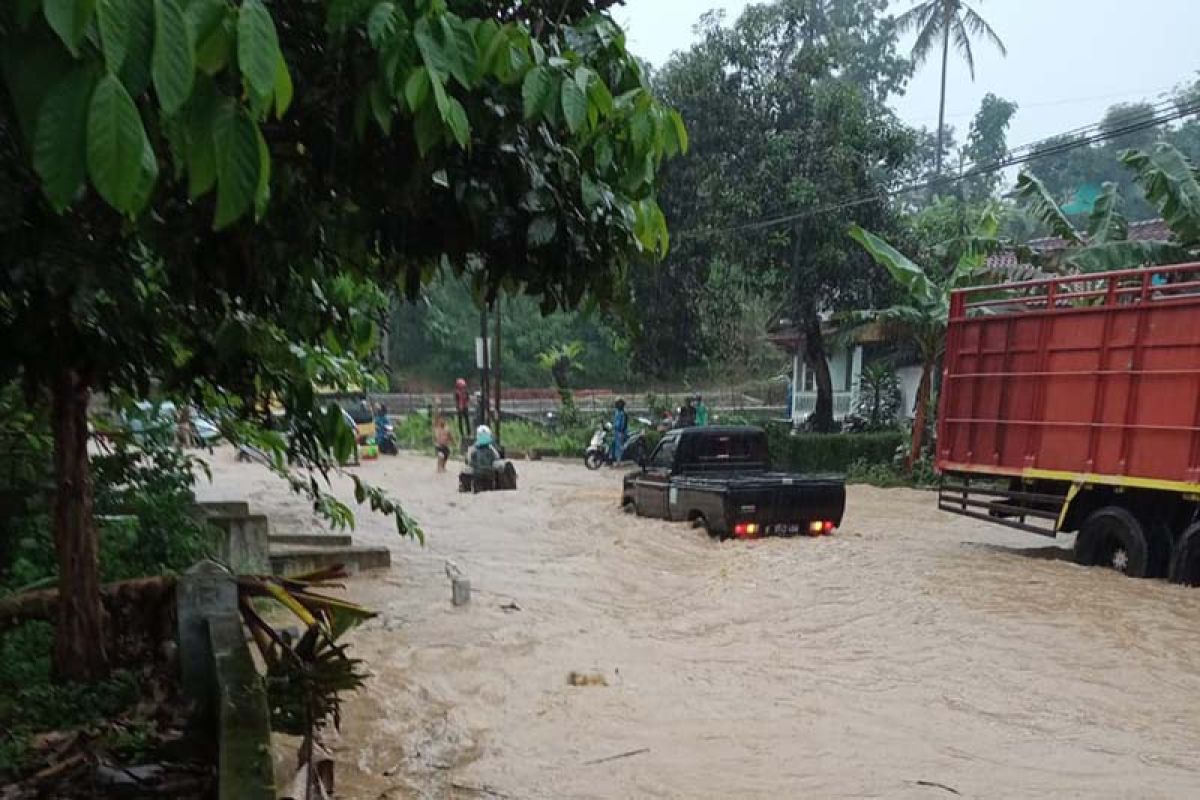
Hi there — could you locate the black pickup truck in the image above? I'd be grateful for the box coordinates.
[621,425,846,538]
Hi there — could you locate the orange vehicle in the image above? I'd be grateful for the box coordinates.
[936,263,1200,584]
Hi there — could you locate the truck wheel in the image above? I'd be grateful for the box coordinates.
[1074,506,1152,577]
[1168,522,1200,586]
[690,514,716,538]
[622,498,636,514]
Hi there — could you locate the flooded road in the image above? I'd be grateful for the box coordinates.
[202,451,1200,799]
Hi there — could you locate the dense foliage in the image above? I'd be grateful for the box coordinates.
[1,0,683,679]
[635,0,914,428]
[1026,85,1200,224]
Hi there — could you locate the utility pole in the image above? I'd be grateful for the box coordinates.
[478,305,489,430]
[494,296,502,442]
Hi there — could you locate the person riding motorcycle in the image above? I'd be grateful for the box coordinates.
[468,425,501,471]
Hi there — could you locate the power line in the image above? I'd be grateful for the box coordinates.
[909,83,1180,124]
[675,98,1200,241]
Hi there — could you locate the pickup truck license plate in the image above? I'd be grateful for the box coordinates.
[768,523,802,535]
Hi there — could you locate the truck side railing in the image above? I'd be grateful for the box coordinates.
[937,474,1064,537]
[950,261,1200,320]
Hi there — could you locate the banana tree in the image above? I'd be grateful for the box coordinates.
[1015,142,1200,272]
[847,224,994,468]
[537,341,585,422]
[238,565,375,800]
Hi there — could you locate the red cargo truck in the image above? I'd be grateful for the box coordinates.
[936,263,1200,583]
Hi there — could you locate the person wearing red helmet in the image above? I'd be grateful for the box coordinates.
[454,378,470,438]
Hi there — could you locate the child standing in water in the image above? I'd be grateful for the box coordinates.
[433,415,454,473]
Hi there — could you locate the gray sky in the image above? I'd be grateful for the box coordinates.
[616,1,1200,156]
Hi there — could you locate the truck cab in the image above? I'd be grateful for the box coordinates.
[623,426,845,538]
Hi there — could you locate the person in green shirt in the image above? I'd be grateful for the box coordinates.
[694,393,709,426]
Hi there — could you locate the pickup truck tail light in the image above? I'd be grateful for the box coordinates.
[733,522,759,537]
[808,521,836,535]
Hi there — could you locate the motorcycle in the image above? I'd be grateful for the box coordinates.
[584,418,651,470]
[377,420,398,455]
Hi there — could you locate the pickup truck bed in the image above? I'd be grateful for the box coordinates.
[622,426,846,538]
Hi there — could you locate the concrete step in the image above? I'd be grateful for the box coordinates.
[269,544,391,576]
[268,533,353,548]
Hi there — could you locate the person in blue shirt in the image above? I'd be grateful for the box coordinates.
[611,399,628,462]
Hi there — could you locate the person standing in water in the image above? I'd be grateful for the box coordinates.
[433,415,454,473]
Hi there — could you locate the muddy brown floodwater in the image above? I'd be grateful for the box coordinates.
[199,449,1200,799]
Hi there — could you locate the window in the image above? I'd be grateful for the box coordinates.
[651,437,677,469]
[695,434,763,463]
[802,362,815,392]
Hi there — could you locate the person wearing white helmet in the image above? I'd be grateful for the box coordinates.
[468,425,500,471]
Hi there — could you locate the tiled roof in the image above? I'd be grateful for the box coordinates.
[985,218,1174,273]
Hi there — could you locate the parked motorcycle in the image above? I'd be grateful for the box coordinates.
[584,418,651,470]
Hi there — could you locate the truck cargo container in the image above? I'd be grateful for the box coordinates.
[936,263,1200,583]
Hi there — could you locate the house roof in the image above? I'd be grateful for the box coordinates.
[984,218,1173,272]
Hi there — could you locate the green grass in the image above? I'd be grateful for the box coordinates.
[393,412,594,458]
[0,621,151,780]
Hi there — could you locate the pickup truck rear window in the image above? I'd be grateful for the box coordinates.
[694,434,764,463]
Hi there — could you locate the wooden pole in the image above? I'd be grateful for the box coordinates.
[494,296,502,441]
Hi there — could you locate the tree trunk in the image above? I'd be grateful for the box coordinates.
[934,11,951,179]
[802,313,835,433]
[50,369,109,681]
[908,360,933,470]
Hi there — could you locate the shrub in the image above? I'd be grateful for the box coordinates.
[765,423,904,473]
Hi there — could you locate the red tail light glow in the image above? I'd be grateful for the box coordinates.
[733,523,760,537]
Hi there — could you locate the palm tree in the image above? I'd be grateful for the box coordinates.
[898,0,1007,178]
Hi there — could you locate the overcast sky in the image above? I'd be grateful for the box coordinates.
[616,0,1200,154]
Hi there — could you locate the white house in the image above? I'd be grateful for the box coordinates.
[767,320,921,426]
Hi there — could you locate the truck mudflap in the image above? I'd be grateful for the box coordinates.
[937,473,1065,537]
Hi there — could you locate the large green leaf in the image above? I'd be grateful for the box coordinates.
[253,121,270,218]
[667,109,688,156]
[129,133,160,212]
[1066,240,1189,273]
[185,0,226,42]
[1085,182,1127,245]
[522,65,553,120]
[97,0,133,71]
[1013,172,1081,244]
[195,13,233,75]
[560,76,587,134]
[118,0,156,96]
[185,76,220,197]
[273,53,293,117]
[43,0,96,56]
[34,66,97,211]
[237,0,282,102]
[86,73,151,214]
[366,1,396,49]
[848,225,940,310]
[213,103,262,229]
[1121,143,1200,246]
[404,66,431,112]
[442,95,469,148]
[152,0,195,115]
